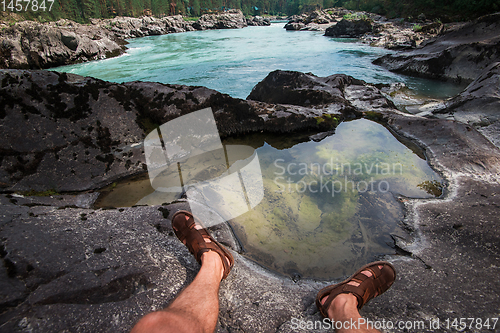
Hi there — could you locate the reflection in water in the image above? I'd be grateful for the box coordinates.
[95,119,443,280]
[228,119,442,279]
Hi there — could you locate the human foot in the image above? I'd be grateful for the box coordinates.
[171,210,234,280]
[316,261,396,318]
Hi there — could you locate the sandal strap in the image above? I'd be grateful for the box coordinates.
[316,261,396,316]
[172,210,234,280]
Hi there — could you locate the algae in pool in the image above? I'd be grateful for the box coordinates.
[95,119,442,280]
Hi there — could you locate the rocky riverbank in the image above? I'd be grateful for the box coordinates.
[284,7,449,50]
[373,13,500,83]
[0,10,269,69]
[0,68,499,332]
[286,9,500,147]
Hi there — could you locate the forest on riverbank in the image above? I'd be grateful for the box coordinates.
[1,0,497,24]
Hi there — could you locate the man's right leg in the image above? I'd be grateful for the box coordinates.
[317,262,396,333]
[321,266,383,333]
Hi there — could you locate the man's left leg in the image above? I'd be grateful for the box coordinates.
[131,250,225,333]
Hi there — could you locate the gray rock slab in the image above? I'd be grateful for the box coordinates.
[373,13,500,83]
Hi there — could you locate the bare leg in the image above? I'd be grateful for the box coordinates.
[321,266,383,333]
[131,251,225,333]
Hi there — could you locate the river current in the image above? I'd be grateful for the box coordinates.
[52,23,462,100]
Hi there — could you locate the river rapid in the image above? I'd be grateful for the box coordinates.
[52,23,463,100]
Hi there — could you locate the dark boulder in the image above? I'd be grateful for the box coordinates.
[284,22,305,30]
[247,70,395,112]
[60,31,79,51]
[324,18,372,37]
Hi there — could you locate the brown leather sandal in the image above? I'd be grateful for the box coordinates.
[316,261,396,317]
[171,210,234,280]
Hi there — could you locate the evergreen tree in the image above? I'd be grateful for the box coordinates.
[192,0,201,15]
[7,0,499,22]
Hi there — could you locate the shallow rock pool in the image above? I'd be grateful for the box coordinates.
[95,119,442,279]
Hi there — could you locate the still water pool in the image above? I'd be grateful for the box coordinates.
[96,119,442,279]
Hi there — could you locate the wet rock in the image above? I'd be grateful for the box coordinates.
[377,82,446,114]
[192,9,247,30]
[373,13,500,82]
[385,114,500,178]
[324,18,372,37]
